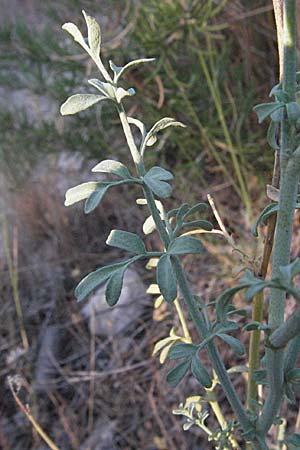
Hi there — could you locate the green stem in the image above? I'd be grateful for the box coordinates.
[258,0,298,434]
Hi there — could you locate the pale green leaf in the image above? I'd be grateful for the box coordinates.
[106,230,146,254]
[60,94,106,115]
[62,22,86,48]
[65,181,101,206]
[88,79,116,98]
[143,215,156,235]
[128,117,146,138]
[82,10,101,59]
[115,87,136,103]
[84,185,109,213]
[110,58,156,82]
[91,159,132,179]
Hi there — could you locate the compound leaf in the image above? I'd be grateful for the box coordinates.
[143,166,173,198]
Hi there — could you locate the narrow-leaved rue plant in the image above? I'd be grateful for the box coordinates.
[60,3,300,449]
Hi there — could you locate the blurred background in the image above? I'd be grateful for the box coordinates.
[1,1,295,449]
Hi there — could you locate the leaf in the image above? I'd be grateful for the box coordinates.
[244,281,267,302]
[252,369,268,385]
[143,215,156,235]
[278,258,300,285]
[242,321,262,332]
[82,10,101,59]
[143,166,173,198]
[191,355,212,388]
[110,58,156,82]
[182,220,213,231]
[128,117,146,138]
[60,94,107,115]
[166,359,191,388]
[115,87,136,103]
[251,203,278,237]
[105,267,126,306]
[84,185,110,213]
[145,118,186,146]
[168,236,203,255]
[287,434,300,447]
[156,254,177,303]
[168,343,198,360]
[253,102,284,124]
[269,83,289,102]
[184,202,208,218]
[286,102,300,124]
[217,333,245,355]
[65,181,102,206]
[75,260,128,301]
[84,179,138,214]
[286,368,300,383]
[176,204,190,227]
[88,79,115,98]
[106,230,146,254]
[267,121,279,150]
[62,22,86,48]
[91,159,132,179]
[216,283,250,324]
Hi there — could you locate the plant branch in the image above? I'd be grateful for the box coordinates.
[258,0,298,434]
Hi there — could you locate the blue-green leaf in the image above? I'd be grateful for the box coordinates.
[183,202,208,218]
[75,260,128,301]
[267,121,279,150]
[168,343,198,360]
[166,358,191,387]
[84,185,110,213]
[105,267,126,306]
[287,433,300,447]
[168,236,203,255]
[245,282,267,302]
[286,102,300,124]
[60,94,107,115]
[143,166,173,198]
[91,159,132,179]
[278,258,300,285]
[217,333,245,355]
[191,355,212,388]
[175,204,189,227]
[252,203,278,237]
[182,220,213,231]
[156,254,177,303]
[75,256,141,302]
[106,230,146,254]
[253,102,284,124]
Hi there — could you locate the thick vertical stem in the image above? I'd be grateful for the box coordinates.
[258,1,298,434]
